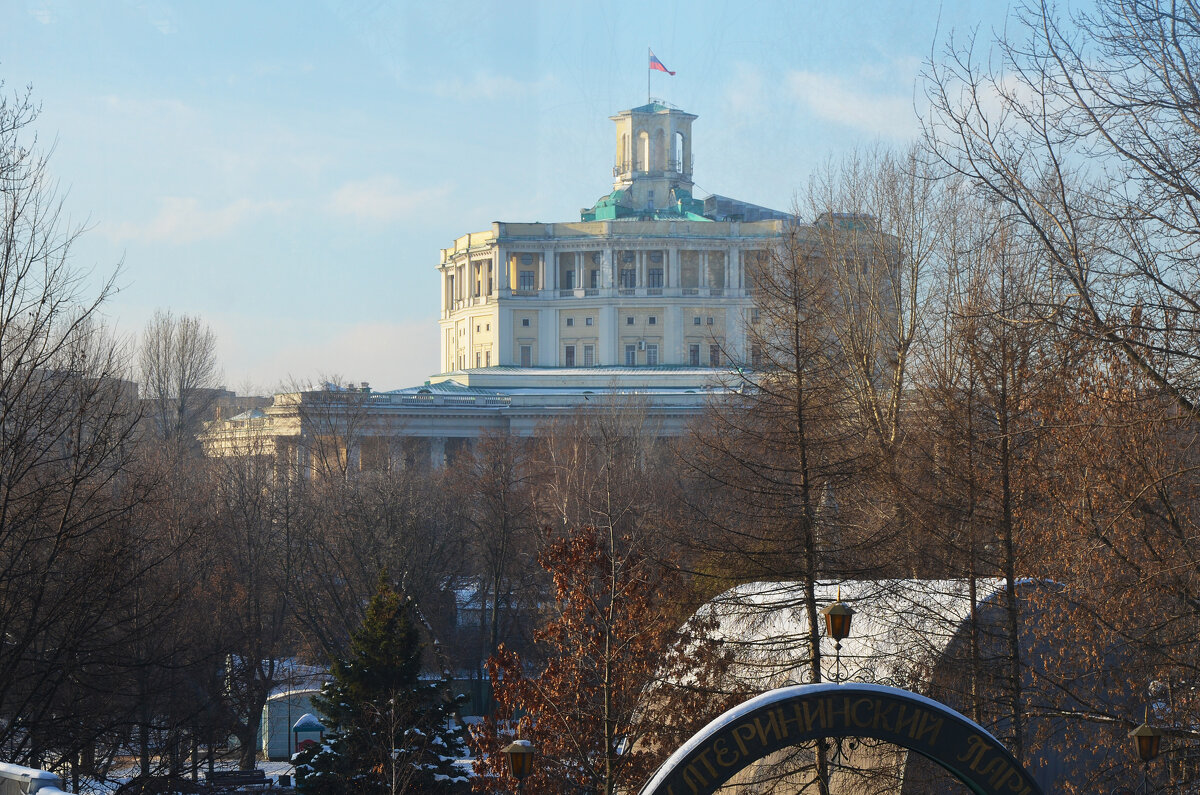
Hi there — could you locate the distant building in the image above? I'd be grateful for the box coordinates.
[203,100,856,464]
[438,102,787,375]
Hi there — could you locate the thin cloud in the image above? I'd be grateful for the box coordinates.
[106,197,289,244]
[28,0,57,24]
[329,177,451,222]
[432,71,557,101]
[787,71,919,139]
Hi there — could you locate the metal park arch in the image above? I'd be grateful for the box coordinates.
[640,683,1043,795]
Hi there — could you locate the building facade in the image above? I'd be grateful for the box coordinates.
[204,100,803,466]
[437,102,788,375]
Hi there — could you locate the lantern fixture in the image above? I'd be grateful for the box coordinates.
[503,739,535,791]
[821,591,854,651]
[1129,707,1164,765]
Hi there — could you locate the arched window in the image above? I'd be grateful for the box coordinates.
[638,131,650,172]
[654,129,666,171]
[674,132,686,172]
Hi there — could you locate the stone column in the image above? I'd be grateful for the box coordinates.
[545,250,557,291]
[539,307,558,366]
[497,303,513,365]
[600,304,617,364]
[430,436,447,469]
[496,248,508,292]
[666,305,682,364]
[668,246,679,290]
[725,307,747,365]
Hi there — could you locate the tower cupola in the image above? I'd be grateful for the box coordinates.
[610,102,697,212]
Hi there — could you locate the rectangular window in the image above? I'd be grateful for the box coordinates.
[625,344,637,366]
[620,269,636,288]
[583,345,595,367]
[565,345,576,367]
[485,351,491,366]
[522,317,530,327]
[585,317,593,326]
[751,344,762,368]
[475,352,481,368]
[648,268,663,288]
[648,316,657,325]
[693,316,701,325]
[563,270,575,289]
[646,344,659,366]
[520,345,532,367]
[566,317,574,327]
[751,308,760,324]
[709,344,721,366]
[707,316,714,326]
[689,344,700,367]
[626,316,634,325]
[590,269,599,288]
[519,271,535,291]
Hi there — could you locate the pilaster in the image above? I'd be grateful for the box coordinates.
[600,304,617,364]
[539,307,558,366]
[666,305,682,364]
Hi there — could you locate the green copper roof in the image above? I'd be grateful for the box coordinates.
[581,185,712,222]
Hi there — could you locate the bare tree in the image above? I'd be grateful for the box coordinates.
[924,0,1200,420]
[451,433,538,686]
[0,83,150,772]
[139,309,220,444]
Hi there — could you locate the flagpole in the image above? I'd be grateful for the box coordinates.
[647,46,651,104]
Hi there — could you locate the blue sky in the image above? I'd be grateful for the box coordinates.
[3,0,1015,392]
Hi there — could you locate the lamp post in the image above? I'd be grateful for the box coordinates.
[503,739,535,793]
[820,588,854,684]
[1129,707,1163,793]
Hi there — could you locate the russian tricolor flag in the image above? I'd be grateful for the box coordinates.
[649,50,675,76]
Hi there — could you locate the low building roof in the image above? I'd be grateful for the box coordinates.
[696,579,1046,691]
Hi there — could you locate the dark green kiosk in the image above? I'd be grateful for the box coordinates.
[639,683,1043,795]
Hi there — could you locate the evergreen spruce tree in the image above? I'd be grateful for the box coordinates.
[295,577,469,794]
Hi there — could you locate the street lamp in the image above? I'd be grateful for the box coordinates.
[503,739,535,792]
[821,588,854,684]
[1129,707,1163,793]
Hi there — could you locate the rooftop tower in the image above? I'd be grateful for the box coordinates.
[583,102,706,221]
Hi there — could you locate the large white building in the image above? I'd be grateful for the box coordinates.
[437,101,788,375]
[204,100,801,467]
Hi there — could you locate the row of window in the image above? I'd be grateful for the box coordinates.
[519,251,667,266]
[510,343,762,369]
[518,268,678,291]
[521,314,727,328]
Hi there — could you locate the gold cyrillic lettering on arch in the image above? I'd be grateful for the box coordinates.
[638,684,1043,795]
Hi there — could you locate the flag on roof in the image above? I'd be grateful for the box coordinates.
[649,50,675,76]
